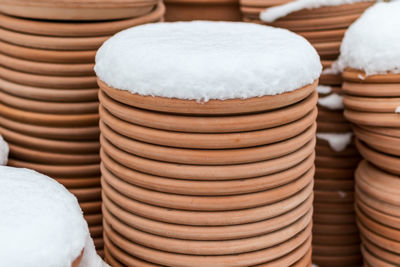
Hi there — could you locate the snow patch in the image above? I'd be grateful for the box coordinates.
[396,106,400,113]
[337,1,400,75]
[318,93,344,110]
[95,21,321,101]
[0,134,8,165]
[317,132,353,152]
[317,85,332,94]
[338,191,347,198]
[322,61,341,75]
[260,0,375,22]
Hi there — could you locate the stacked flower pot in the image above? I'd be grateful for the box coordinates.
[0,0,164,257]
[95,21,321,266]
[241,1,375,265]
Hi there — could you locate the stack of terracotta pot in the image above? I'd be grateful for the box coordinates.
[0,0,164,257]
[164,0,241,21]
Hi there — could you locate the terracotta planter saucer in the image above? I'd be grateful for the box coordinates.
[0,66,96,89]
[356,187,400,218]
[313,213,356,225]
[315,155,360,169]
[362,236,400,265]
[314,202,355,214]
[345,109,400,128]
[313,233,360,246]
[57,177,101,189]
[0,27,109,51]
[101,135,315,180]
[344,94,400,113]
[319,73,342,86]
[101,121,316,165]
[70,187,101,202]
[314,190,354,203]
[356,139,400,175]
[317,120,352,133]
[0,125,99,153]
[312,254,362,267]
[103,193,312,240]
[343,81,400,97]
[80,201,102,215]
[360,125,400,139]
[103,221,312,266]
[343,68,400,84]
[100,105,317,149]
[357,220,400,254]
[0,90,98,114]
[317,108,346,123]
[292,247,311,267]
[90,225,104,238]
[7,158,100,178]
[313,223,358,235]
[312,244,361,256]
[357,199,400,231]
[314,179,354,191]
[85,213,103,225]
[0,40,95,64]
[101,180,313,226]
[101,165,313,211]
[298,29,345,43]
[353,126,400,156]
[313,42,340,57]
[101,150,313,196]
[361,244,396,267]
[315,144,359,158]
[0,115,99,140]
[315,167,355,180]
[99,79,317,116]
[105,241,156,267]
[94,237,104,249]
[99,89,318,133]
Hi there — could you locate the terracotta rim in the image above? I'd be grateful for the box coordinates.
[311,254,362,266]
[57,177,101,189]
[314,190,354,203]
[353,126,400,156]
[312,223,359,235]
[101,181,314,226]
[357,197,400,230]
[100,135,315,180]
[313,233,360,246]
[343,81,400,97]
[100,121,316,165]
[315,167,355,180]
[312,244,361,256]
[361,243,396,267]
[298,29,345,43]
[98,78,317,115]
[317,108,346,123]
[90,225,104,238]
[358,125,400,139]
[314,179,354,191]
[315,155,360,169]
[80,201,102,214]
[314,202,355,214]
[344,109,400,127]
[361,235,400,265]
[102,193,312,240]
[70,187,102,202]
[313,213,356,225]
[101,150,314,196]
[319,73,342,86]
[343,69,400,84]
[99,89,318,133]
[343,94,400,113]
[100,105,317,149]
[317,120,352,133]
[356,186,400,218]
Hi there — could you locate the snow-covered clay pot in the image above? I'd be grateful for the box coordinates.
[0,166,107,267]
[95,21,321,265]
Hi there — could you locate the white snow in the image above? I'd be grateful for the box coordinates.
[321,61,341,75]
[396,106,400,113]
[260,0,375,22]
[317,85,332,94]
[0,166,107,267]
[312,264,319,267]
[95,21,321,101]
[318,93,344,110]
[337,1,400,75]
[317,132,353,152]
[0,134,8,165]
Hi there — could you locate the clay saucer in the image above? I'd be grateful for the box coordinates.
[100,121,316,165]
[315,155,360,169]
[102,221,312,266]
[356,139,400,175]
[359,125,400,139]
[319,73,342,86]
[312,254,362,267]
[90,225,104,238]
[105,241,156,267]
[317,120,352,133]
[101,150,314,196]
[344,95,400,113]
[0,27,109,51]
[361,244,396,267]
[101,165,313,211]
[313,213,356,225]
[99,79,317,115]
[313,223,358,235]
[298,29,346,43]
[343,68,400,84]
[317,108,346,123]
[314,179,354,191]
[102,193,312,240]
[313,42,340,57]
[353,126,400,156]
[357,220,400,254]
[103,208,311,255]
[80,201,102,214]
[312,244,361,256]
[357,199,400,230]
[0,125,99,153]
[345,109,400,127]
[239,0,289,8]
[0,102,98,127]
[0,90,98,114]
[101,181,313,226]
[0,66,96,89]
[100,105,317,149]
[356,187,400,218]
[85,213,103,226]
[7,158,100,178]
[99,89,318,133]
[362,236,400,265]
[0,3,162,36]
[56,177,101,189]
[9,143,100,165]
[0,115,99,140]
[314,190,354,203]
[315,144,359,158]
[313,233,360,246]
[314,202,355,214]
[94,237,104,249]
[343,81,400,97]
[291,247,311,267]
[100,136,315,180]
[0,41,95,64]
[315,167,356,180]
[70,187,101,203]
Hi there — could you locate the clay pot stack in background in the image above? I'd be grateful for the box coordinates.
[95,21,321,266]
[0,0,164,257]
[164,0,241,21]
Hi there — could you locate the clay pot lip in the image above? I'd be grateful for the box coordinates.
[343,68,400,83]
[0,2,164,37]
[317,120,352,133]
[344,94,400,113]
[342,81,400,97]
[315,154,360,168]
[0,0,157,8]
[166,0,237,4]
[361,235,400,265]
[358,125,400,139]
[99,89,318,133]
[353,125,400,156]
[98,78,318,115]
[56,177,101,189]
[356,186,400,218]
[314,190,354,203]
[344,109,400,128]
[70,187,102,202]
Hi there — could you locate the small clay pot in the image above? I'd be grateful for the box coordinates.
[356,187,400,218]
[312,244,361,256]
[100,105,317,149]
[313,233,360,246]
[99,89,318,133]
[98,78,317,115]
[56,177,101,189]
[312,223,359,235]
[344,94,400,113]
[343,81,400,97]
[314,190,354,203]
[101,181,313,226]
[343,68,400,84]
[313,213,356,225]
[345,109,400,128]
[315,167,355,180]
[354,126,400,156]
[357,220,400,254]
[361,236,400,265]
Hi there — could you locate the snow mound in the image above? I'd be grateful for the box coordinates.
[95,21,321,101]
[0,134,8,165]
[318,93,344,110]
[317,85,332,94]
[260,0,375,22]
[337,1,400,75]
[317,132,353,152]
[0,166,107,267]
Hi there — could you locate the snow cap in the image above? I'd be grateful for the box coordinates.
[337,0,400,75]
[0,134,8,165]
[95,21,321,102]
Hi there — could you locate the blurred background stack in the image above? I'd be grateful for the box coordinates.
[0,0,164,257]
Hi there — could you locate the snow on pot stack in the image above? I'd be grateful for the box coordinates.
[0,134,8,166]
[0,166,108,267]
[337,1,400,265]
[0,0,164,256]
[95,21,321,266]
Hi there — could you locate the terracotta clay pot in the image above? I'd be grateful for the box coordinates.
[359,125,400,139]
[317,120,352,133]
[343,81,400,97]
[343,68,400,84]
[312,254,362,267]
[356,187,400,218]
[80,201,102,214]
[361,236,400,265]
[100,105,317,149]
[312,223,358,235]
[357,220,400,254]
[315,167,355,180]
[70,187,102,202]
[357,196,400,229]
[353,126,400,156]
[312,244,361,256]
[314,179,354,192]
[344,94,400,113]
[313,233,360,246]
[317,108,347,123]
[345,109,400,128]
[313,213,356,225]
[99,89,318,133]
[298,29,346,43]
[315,155,360,169]
[85,214,103,225]
[90,225,104,238]
[361,244,395,267]
[314,202,355,214]
[57,177,101,189]
[314,190,354,203]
